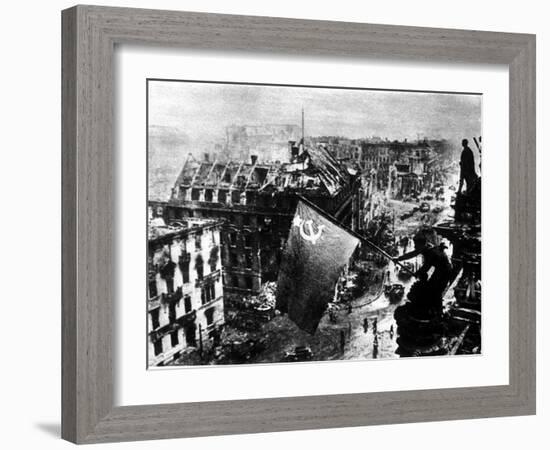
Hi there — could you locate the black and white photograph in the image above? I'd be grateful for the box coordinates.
[147,79,482,368]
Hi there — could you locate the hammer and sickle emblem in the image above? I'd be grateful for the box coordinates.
[293,215,325,245]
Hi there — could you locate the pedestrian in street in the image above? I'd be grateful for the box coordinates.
[389,324,394,339]
[373,317,378,334]
[363,317,369,333]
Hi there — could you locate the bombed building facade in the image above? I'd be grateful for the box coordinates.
[344,139,440,195]
[147,216,225,366]
[223,124,301,163]
[149,141,360,298]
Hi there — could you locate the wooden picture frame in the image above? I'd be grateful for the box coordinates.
[61,5,536,444]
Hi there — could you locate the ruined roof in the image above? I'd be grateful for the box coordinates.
[173,156,272,190]
[170,145,351,199]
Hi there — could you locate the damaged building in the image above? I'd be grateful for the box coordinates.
[222,124,301,164]
[150,141,360,298]
[147,216,224,367]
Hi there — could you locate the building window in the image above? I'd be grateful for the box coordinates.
[218,190,227,203]
[208,246,219,272]
[195,233,202,251]
[244,233,253,248]
[201,281,216,304]
[230,252,238,267]
[191,188,200,201]
[153,339,163,356]
[178,253,190,284]
[185,325,196,346]
[205,189,213,202]
[195,254,204,280]
[148,276,158,299]
[165,278,174,294]
[170,331,179,347]
[231,190,241,204]
[203,284,210,304]
[184,295,192,313]
[205,307,215,326]
[245,252,253,268]
[159,260,176,294]
[150,308,160,330]
[169,302,177,323]
[245,277,253,290]
[232,275,239,287]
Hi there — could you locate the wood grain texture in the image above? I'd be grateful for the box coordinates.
[61,5,536,444]
[61,7,77,443]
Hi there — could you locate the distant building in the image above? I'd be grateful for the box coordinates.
[151,142,359,297]
[147,217,224,367]
[222,124,301,163]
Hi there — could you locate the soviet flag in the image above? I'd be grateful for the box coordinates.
[276,200,360,334]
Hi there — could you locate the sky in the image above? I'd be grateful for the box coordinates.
[148,80,482,145]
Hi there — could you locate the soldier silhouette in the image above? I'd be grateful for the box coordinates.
[394,232,453,313]
[458,138,478,194]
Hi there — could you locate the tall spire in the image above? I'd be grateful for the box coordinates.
[301,107,305,144]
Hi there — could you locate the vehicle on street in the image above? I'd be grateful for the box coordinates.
[282,346,314,362]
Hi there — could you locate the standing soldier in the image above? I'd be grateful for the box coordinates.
[458,138,478,194]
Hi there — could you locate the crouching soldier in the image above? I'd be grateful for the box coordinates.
[393,232,453,314]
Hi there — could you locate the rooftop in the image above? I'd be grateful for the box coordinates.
[170,143,351,200]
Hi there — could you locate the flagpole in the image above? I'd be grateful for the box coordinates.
[295,195,417,278]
